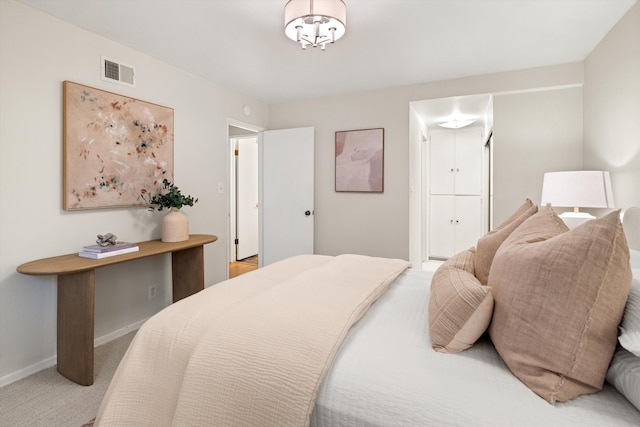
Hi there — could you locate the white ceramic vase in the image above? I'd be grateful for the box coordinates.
[162,208,189,242]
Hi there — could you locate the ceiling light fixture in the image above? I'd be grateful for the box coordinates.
[438,119,476,129]
[284,0,346,50]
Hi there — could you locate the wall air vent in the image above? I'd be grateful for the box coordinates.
[101,55,136,87]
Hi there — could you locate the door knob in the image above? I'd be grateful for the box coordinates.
[305,210,311,216]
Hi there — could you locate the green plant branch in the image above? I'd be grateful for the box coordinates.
[144,179,198,211]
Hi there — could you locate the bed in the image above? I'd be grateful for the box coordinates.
[94,204,640,426]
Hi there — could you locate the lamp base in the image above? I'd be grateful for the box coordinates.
[559,211,596,229]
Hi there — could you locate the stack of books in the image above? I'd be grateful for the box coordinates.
[78,242,139,259]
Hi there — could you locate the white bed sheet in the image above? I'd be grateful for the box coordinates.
[311,268,640,427]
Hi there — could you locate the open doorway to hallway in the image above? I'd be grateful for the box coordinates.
[228,123,260,278]
[226,122,315,277]
[229,255,258,278]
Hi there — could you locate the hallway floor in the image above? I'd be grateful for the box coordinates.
[229,255,258,278]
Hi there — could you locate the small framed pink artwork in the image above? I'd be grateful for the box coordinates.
[335,128,384,192]
[63,81,174,210]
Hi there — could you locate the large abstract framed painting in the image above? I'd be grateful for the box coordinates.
[335,128,384,192]
[63,81,174,210]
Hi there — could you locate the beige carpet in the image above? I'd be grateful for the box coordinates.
[0,331,135,427]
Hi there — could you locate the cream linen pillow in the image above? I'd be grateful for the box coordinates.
[429,248,493,354]
[475,199,537,286]
[488,207,632,403]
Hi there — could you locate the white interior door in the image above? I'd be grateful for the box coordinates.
[429,195,455,259]
[454,129,483,195]
[429,132,455,195]
[236,137,259,260]
[260,127,314,267]
[455,196,483,251]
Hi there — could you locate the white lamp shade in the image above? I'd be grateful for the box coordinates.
[540,170,615,209]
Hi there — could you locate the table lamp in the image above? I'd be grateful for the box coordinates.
[540,170,614,228]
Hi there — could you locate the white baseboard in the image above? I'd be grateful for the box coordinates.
[0,355,57,388]
[0,318,148,388]
[94,318,147,347]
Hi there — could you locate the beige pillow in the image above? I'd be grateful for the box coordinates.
[488,207,631,403]
[429,248,494,353]
[475,199,537,285]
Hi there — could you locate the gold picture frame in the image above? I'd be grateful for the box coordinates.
[63,81,174,210]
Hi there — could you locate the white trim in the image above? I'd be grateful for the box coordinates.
[492,83,583,97]
[227,119,264,133]
[0,318,148,387]
[93,317,147,347]
[0,355,57,388]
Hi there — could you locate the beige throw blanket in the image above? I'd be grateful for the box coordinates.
[95,254,409,426]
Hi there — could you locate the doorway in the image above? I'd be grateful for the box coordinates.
[228,122,260,278]
[227,123,316,278]
[408,94,493,267]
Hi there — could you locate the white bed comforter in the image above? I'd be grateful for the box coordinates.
[311,268,640,426]
[95,254,409,426]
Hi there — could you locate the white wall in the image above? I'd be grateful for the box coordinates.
[269,89,411,260]
[0,0,268,385]
[584,0,640,211]
[493,87,584,224]
[269,64,585,260]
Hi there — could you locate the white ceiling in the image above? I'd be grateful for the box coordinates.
[15,0,636,109]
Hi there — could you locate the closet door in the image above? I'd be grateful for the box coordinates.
[429,195,456,259]
[429,133,455,195]
[454,129,482,195]
[454,196,483,252]
[428,129,484,260]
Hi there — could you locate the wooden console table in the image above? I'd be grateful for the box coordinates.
[17,234,217,386]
